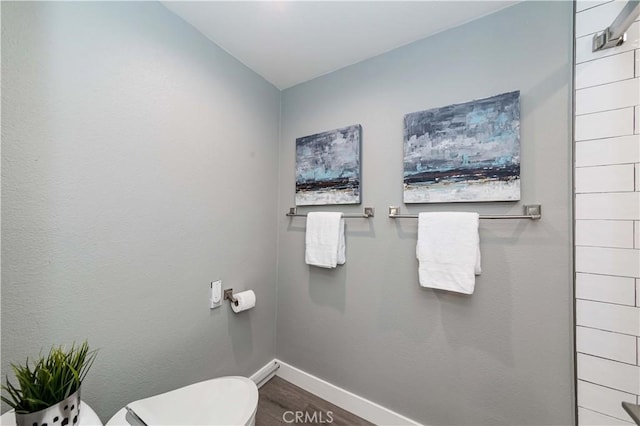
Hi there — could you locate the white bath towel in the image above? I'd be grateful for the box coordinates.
[305,212,345,268]
[416,212,481,294]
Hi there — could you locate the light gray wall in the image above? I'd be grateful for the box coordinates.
[276,2,574,425]
[1,1,280,421]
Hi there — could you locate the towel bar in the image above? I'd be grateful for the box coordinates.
[286,207,375,218]
[388,204,542,220]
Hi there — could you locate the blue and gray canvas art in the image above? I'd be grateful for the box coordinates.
[403,91,521,203]
[296,124,361,206]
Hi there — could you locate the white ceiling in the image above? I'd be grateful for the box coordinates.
[162,1,519,90]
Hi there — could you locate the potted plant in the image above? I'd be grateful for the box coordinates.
[1,341,97,426]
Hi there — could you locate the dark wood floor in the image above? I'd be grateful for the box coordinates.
[256,376,374,426]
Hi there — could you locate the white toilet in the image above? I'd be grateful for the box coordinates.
[106,376,258,426]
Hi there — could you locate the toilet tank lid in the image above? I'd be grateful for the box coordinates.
[126,376,258,425]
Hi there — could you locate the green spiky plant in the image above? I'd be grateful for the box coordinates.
[1,341,97,414]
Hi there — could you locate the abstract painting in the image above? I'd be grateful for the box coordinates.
[296,124,362,206]
[403,91,521,203]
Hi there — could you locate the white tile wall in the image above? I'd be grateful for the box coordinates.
[575,108,635,141]
[578,380,638,421]
[576,273,636,305]
[575,78,640,115]
[577,353,640,394]
[578,407,635,425]
[576,0,612,14]
[575,164,636,193]
[575,51,635,89]
[576,299,640,335]
[575,135,640,167]
[575,3,640,420]
[577,326,637,364]
[575,246,640,277]
[576,220,635,248]
[575,192,640,220]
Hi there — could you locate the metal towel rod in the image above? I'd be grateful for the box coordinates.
[592,0,640,52]
[287,207,375,218]
[388,204,542,220]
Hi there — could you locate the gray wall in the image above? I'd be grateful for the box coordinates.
[276,2,574,425]
[1,2,280,421]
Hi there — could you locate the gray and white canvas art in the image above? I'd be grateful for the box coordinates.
[295,124,362,206]
[403,91,521,203]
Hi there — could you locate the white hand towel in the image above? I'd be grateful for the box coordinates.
[305,212,345,268]
[416,212,481,294]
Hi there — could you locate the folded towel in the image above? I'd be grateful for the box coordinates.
[305,212,345,268]
[416,212,481,294]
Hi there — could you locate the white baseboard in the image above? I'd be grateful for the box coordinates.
[272,359,422,426]
[249,359,280,389]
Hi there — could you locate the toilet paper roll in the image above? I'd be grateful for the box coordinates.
[231,290,256,313]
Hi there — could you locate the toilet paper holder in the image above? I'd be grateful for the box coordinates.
[223,289,239,306]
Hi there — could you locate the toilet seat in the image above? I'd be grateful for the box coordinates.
[106,376,258,426]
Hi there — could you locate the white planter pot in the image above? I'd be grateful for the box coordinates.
[15,389,81,426]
